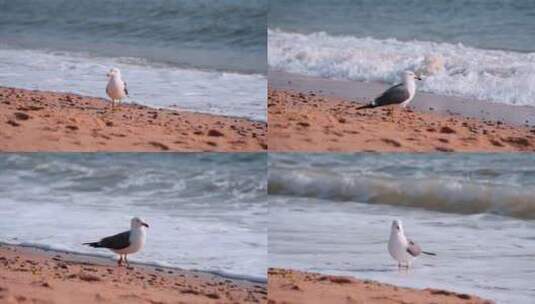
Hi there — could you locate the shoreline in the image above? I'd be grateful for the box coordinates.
[269,71,535,128]
[0,86,266,152]
[0,244,267,304]
[268,71,535,152]
[2,242,267,285]
[268,268,493,304]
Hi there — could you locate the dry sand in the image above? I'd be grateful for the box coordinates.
[268,268,493,304]
[0,244,267,304]
[0,87,266,152]
[268,88,535,152]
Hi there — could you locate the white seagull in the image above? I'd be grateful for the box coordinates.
[388,219,435,269]
[357,71,421,117]
[84,217,149,266]
[106,67,128,109]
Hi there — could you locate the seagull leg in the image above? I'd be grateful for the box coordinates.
[386,107,394,122]
[117,255,123,266]
[124,255,129,267]
[402,104,411,119]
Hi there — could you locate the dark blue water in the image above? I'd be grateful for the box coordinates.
[0,0,267,73]
[269,0,535,52]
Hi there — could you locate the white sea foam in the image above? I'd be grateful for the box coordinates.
[0,195,266,282]
[0,154,267,281]
[268,29,535,106]
[0,46,266,121]
[269,196,535,304]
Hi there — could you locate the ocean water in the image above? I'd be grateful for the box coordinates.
[268,0,535,107]
[0,153,267,282]
[0,0,267,121]
[268,153,535,303]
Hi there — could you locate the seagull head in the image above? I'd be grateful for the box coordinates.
[391,219,404,234]
[403,70,422,81]
[131,217,149,229]
[107,68,121,78]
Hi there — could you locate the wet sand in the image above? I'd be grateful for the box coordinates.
[268,268,493,304]
[270,71,535,127]
[268,74,535,152]
[0,244,267,304]
[0,87,266,152]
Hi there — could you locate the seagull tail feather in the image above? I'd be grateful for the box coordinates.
[83,242,102,248]
[422,251,436,256]
[356,103,376,110]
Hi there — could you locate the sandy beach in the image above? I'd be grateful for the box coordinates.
[268,268,492,304]
[0,244,267,304]
[0,87,266,152]
[268,82,535,152]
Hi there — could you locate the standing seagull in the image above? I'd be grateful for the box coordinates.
[388,219,435,269]
[106,67,128,109]
[84,217,149,266]
[357,71,421,118]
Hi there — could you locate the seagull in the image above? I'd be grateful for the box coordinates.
[388,219,435,269]
[357,71,421,118]
[84,217,149,266]
[106,67,128,109]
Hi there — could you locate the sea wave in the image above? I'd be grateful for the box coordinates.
[268,167,535,219]
[268,29,535,107]
[0,47,266,121]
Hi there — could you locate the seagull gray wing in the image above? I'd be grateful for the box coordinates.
[407,239,422,257]
[98,230,131,250]
[374,83,410,107]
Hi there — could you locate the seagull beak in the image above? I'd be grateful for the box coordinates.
[142,222,149,228]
